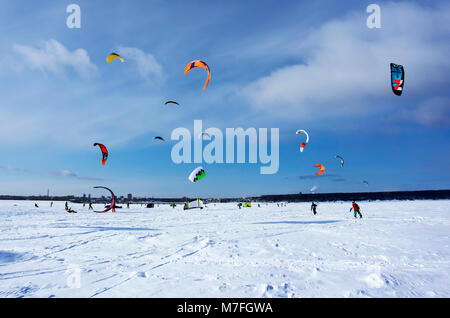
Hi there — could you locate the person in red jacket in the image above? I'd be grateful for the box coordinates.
[350,201,362,218]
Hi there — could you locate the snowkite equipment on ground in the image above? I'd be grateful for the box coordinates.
[189,167,206,182]
[315,163,325,175]
[335,155,344,167]
[107,53,124,63]
[184,60,211,90]
[184,199,204,210]
[296,130,309,152]
[93,186,116,213]
[93,143,108,166]
[243,202,252,208]
[390,63,404,96]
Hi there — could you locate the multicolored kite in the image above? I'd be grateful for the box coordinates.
[390,63,404,96]
[199,132,211,139]
[93,186,116,213]
[184,60,211,90]
[335,155,344,167]
[107,53,124,63]
[189,167,206,182]
[296,130,309,152]
[93,143,108,166]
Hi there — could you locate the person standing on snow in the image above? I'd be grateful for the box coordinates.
[350,201,363,219]
[311,202,318,215]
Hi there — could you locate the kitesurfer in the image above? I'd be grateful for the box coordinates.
[35,203,39,208]
[311,202,318,215]
[50,202,53,207]
[64,202,76,213]
[88,202,93,210]
[350,201,362,219]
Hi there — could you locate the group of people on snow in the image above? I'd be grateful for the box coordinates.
[35,199,364,218]
[310,201,362,218]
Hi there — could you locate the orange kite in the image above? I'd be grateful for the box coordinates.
[184,60,211,90]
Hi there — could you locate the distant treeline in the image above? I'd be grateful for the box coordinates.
[0,195,76,201]
[252,190,450,202]
[0,195,187,204]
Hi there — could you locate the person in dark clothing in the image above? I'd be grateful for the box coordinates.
[311,202,318,215]
[350,201,363,218]
[35,203,39,208]
[66,207,77,213]
[88,202,93,210]
[65,202,68,211]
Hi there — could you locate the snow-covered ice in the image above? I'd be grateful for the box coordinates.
[0,200,449,298]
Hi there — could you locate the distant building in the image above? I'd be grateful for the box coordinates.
[127,193,132,201]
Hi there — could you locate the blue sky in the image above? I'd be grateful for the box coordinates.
[0,0,449,197]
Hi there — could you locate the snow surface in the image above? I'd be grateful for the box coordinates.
[0,200,449,298]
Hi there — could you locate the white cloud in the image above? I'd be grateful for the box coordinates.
[48,170,105,181]
[0,165,31,173]
[13,39,98,78]
[386,97,450,127]
[58,170,77,177]
[241,2,450,125]
[117,46,163,82]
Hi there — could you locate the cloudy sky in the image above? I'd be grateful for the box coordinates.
[0,0,449,198]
